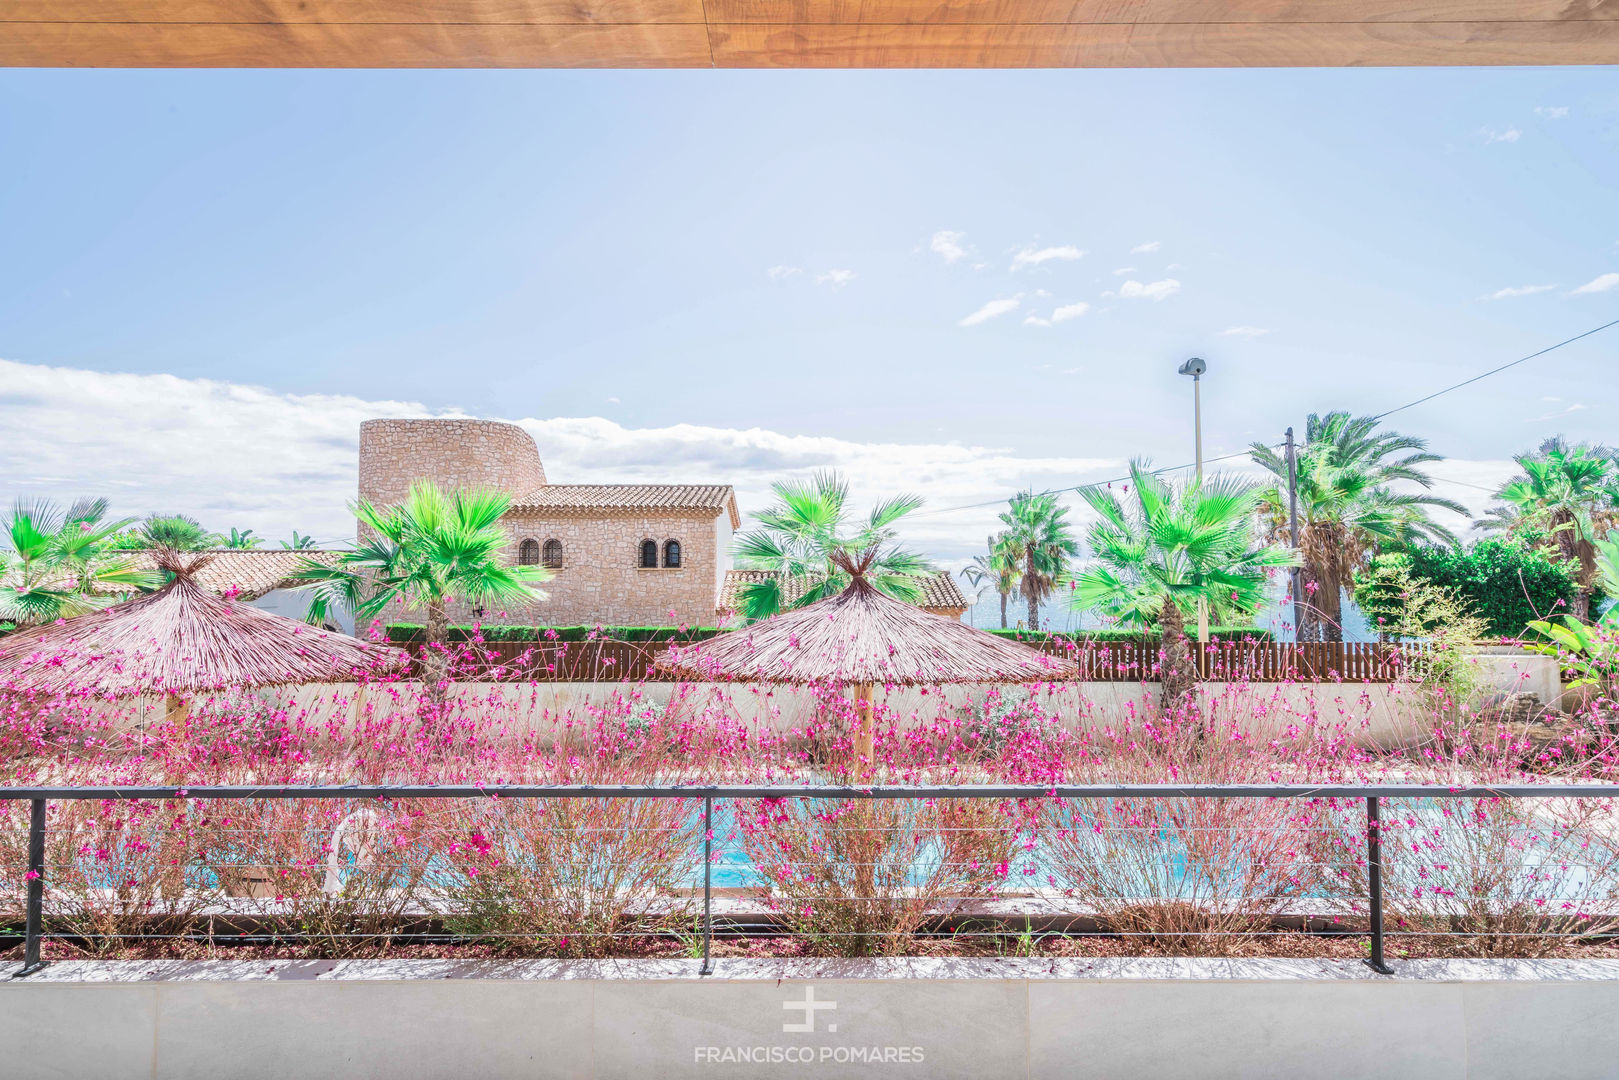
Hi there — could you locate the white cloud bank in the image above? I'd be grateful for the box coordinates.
[0,358,1120,561]
[815,269,856,288]
[1024,301,1089,328]
[1130,241,1161,254]
[1220,326,1271,338]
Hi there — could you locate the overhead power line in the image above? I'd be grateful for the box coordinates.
[916,315,1619,519]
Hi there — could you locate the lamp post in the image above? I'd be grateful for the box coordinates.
[1177,357,1209,643]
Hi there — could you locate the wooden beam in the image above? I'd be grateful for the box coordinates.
[707,20,1619,68]
[2,0,1614,67]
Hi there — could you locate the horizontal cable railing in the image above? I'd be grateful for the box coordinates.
[7,782,1617,979]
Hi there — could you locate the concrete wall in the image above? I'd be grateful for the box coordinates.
[6,957,1618,1079]
[263,647,1558,750]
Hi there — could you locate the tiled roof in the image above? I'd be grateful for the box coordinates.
[512,484,739,527]
[120,549,341,601]
[718,569,968,619]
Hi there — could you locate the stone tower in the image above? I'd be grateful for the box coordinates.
[357,418,547,512]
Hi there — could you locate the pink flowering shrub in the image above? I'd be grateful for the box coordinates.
[3,625,1619,959]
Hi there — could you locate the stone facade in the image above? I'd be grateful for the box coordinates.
[495,510,724,627]
[358,418,734,627]
[359,418,546,510]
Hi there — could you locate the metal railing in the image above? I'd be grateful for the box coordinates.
[6,782,1619,979]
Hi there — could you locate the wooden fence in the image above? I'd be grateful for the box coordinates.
[403,637,1419,684]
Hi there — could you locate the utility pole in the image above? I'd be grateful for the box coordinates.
[1178,357,1210,643]
[1285,426,1305,642]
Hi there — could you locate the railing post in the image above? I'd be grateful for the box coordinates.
[18,798,48,977]
[1365,796,1393,975]
[700,794,714,976]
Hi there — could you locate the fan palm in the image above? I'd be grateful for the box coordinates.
[1478,438,1619,622]
[292,482,550,698]
[1068,460,1296,709]
[998,490,1080,631]
[730,470,933,622]
[959,534,1020,630]
[1250,412,1464,642]
[110,513,218,552]
[1,498,159,629]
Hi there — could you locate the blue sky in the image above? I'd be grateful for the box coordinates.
[2,66,1617,623]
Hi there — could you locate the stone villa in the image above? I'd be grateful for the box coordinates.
[160,417,966,629]
[358,418,966,626]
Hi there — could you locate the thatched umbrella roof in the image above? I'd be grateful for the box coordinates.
[656,549,1080,686]
[0,551,406,697]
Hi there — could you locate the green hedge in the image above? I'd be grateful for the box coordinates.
[1398,539,1582,639]
[386,624,724,644]
[980,627,1274,644]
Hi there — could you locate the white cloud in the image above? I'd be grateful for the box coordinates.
[1484,283,1558,300]
[815,268,856,288]
[1527,402,1587,423]
[958,296,1022,326]
[606,396,621,404]
[1116,278,1181,301]
[1571,272,1619,295]
[765,265,800,281]
[1022,300,1088,328]
[1535,106,1569,119]
[1112,267,1135,276]
[1481,127,1521,144]
[1220,326,1271,338]
[1010,245,1083,271]
[929,230,969,264]
[1130,241,1161,254]
[0,358,1122,562]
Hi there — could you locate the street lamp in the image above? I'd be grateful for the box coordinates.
[1178,357,1209,643]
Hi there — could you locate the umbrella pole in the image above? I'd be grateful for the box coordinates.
[852,682,875,779]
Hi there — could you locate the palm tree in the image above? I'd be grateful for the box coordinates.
[292,482,550,699]
[959,534,1020,629]
[1478,438,1619,622]
[998,490,1080,631]
[1068,460,1296,710]
[281,531,317,550]
[110,513,218,552]
[1,498,158,630]
[1250,412,1464,642]
[731,470,933,622]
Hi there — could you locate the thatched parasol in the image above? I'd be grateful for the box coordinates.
[0,550,406,708]
[656,549,1079,771]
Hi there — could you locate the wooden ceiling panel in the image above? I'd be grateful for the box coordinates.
[0,22,714,67]
[702,0,1618,24]
[0,0,706,24]
[3,0,1614,66]
[708,20,1619,67]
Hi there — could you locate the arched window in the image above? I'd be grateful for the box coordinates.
[663,539,682,568]
[518,539,540,566]
[639,539,659,568]
[542,539,563,569]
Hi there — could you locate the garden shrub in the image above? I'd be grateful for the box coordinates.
[1374,538,1582,640]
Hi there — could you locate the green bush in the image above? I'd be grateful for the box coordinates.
[983,627,1275,645]
[1391,538,1581,640]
